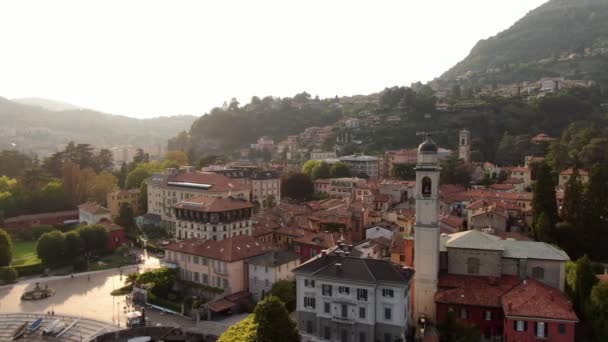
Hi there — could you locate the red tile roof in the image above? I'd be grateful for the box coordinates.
[293,230,337,249]
[78,202,110,215]
[559,168,589,176]
[531,133,556,143]
[4,210,78,223]
[165,235,272,262]
[170,172,249,192]
[173,196,254,212]
[98,218,125,232]
[502,279,578,321]
[374,193,391,202]
[440,215,464,231]
[503,178,524,184]
[439,184,466,195]
[489,184,515,191]
[436,274,521,308]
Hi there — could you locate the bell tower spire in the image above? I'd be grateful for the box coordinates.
[413,133,441,323]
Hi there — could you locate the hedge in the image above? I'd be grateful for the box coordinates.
[147,292,182,313]
[0,266,18,284]
[14,263,45,277]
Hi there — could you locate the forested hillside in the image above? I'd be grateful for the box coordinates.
[442,0,608,86]
[0,97,196,156]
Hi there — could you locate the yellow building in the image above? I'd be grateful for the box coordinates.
[107,189,140,217]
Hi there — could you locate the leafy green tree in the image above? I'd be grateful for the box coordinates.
[269,280,296,312]
[76,225,109,254]
[571,255,598,313]
[440,152,471,187]
[36,230,66,265]
[531,163,558,241]
[392,163,415,180]
[64,231,85,259]
[136,267,176,298]
[561,169,583,223]
[254,295,299,342]
[94,149,114,173]
[0,228,12,266]
[138,181,148,214]
[218,314,257,342]
[126,162,162,189]
[0,150,34,178]
[165,151,189,166]
[330,162,351,178]
[301,160,320,176]
[438,310,481,342]
[91,171,118,205]
[533,212,552,243]
[590,281,608,341]
[311,162,331,180]
[281,173,313,202]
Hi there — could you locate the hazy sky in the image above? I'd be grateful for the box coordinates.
[0,0,548,118]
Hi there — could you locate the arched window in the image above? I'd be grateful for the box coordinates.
[532,266,545,279]
[467,257,480,274]
[422,177,432,197]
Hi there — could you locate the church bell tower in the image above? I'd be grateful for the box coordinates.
[459,129,471,163]
[413,134,441,323]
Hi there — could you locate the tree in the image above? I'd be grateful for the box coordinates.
[269,280,296,312]
[0,151,34,178]
[126,162,161,189]
[281,173,313,202]
[138,181,148,214]
[64,231,85,259]
[91,171,118,205]
[165,151,189,166]
[301,160,320,176]
[561,169,583,223]
[583,164,608,259]
[0,228,12,266]
[218,314,257,342]
[311,161,331,180]
[440,152,472,187]
[571,255,598,313]
[254,295,299,342]
[531,163,558,241]
[115,203,137,238]
[590,281,608,341]
[533,212,552,243]
[61,161,96,205]
[392,163,416,180]
[438,310,481,342]
[136,267,176,298]
[330,162,351,178]
[37,230,66,265]
[94,149,114,173]
[0,266,18,283]
[77,225,110,254]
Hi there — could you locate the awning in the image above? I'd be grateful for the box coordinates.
[208,299,236,313]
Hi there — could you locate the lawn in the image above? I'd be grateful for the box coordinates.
[11,240,41,267]
[87,253,134,272]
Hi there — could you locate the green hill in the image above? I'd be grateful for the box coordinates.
[0,97,196,156]
[442,0,608,86]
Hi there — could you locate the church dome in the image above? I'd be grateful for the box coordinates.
[418,135,438,154]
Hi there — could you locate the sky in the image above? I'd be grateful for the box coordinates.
[0,0,549,119]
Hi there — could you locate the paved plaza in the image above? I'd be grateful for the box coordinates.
[0,251,196,330]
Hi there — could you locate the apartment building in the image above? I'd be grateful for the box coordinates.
[207,168,281,209]
[164,235,272,295]
[107,189,140,217]
[171,196,254,240]
[247,250,301,302]
[294,249,415,342]
[147,167,250,235]
[339,154,380,179]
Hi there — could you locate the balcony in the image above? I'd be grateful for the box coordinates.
[331,315,354,325]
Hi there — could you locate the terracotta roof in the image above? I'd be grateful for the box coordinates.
[503,178,524,184]
[559,168,589,176]
[439,184,466,195]
[442,190,532,205]
[293,230,336,249]
[390,234,405,254]
[208,299,236,312]
[274,226,306,237]
[505,166,529,173]
[169,172,249,192]
[165,235,272,262]
[78,202,110,215]
[173,196,254,212]
[314,179,330,184]
[502,279,578,321]
[4,210,78,223]
[489,184,515,191]
[531,133,556,143]
[98,218,125,232]
[436,274,521,308]
[494,231,532,241]
[440,215,464,230]
[374,193,391,202]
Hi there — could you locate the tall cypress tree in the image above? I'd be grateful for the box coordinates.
[562,169,583,224]
[532,163,558,241]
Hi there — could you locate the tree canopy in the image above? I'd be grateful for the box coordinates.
[254,295,299,342]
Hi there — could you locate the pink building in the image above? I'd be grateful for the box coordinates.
[164,235,272,294]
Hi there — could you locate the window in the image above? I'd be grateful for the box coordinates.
[304,296,316,309]
[382,288,394,298]
[357,288,368,301]
[202,274,209,284]
[485,310,492,321]
[536,322,547,338]
[202,258,208,266]
[306,320,313,334]
[359,332,366,342]
[515,320,527,332]
[532,266,545,280]
[304,279,315,288]
[359,307,366,319]
[384,308,392,320]
[460,308,468,319]
[322,284,333,296]
[400,255,406,262]
[324,302,331,313]
[341,304,348,318]
[422,176,432,197]
[338,286,350,295]
[467,257,480,274]
[194,256,199,264]
[194,272,200,283]
[558,323,566,335]
[324,326,331,340]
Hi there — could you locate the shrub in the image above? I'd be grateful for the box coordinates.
[0,266,18,283]
[13,263,44,277]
